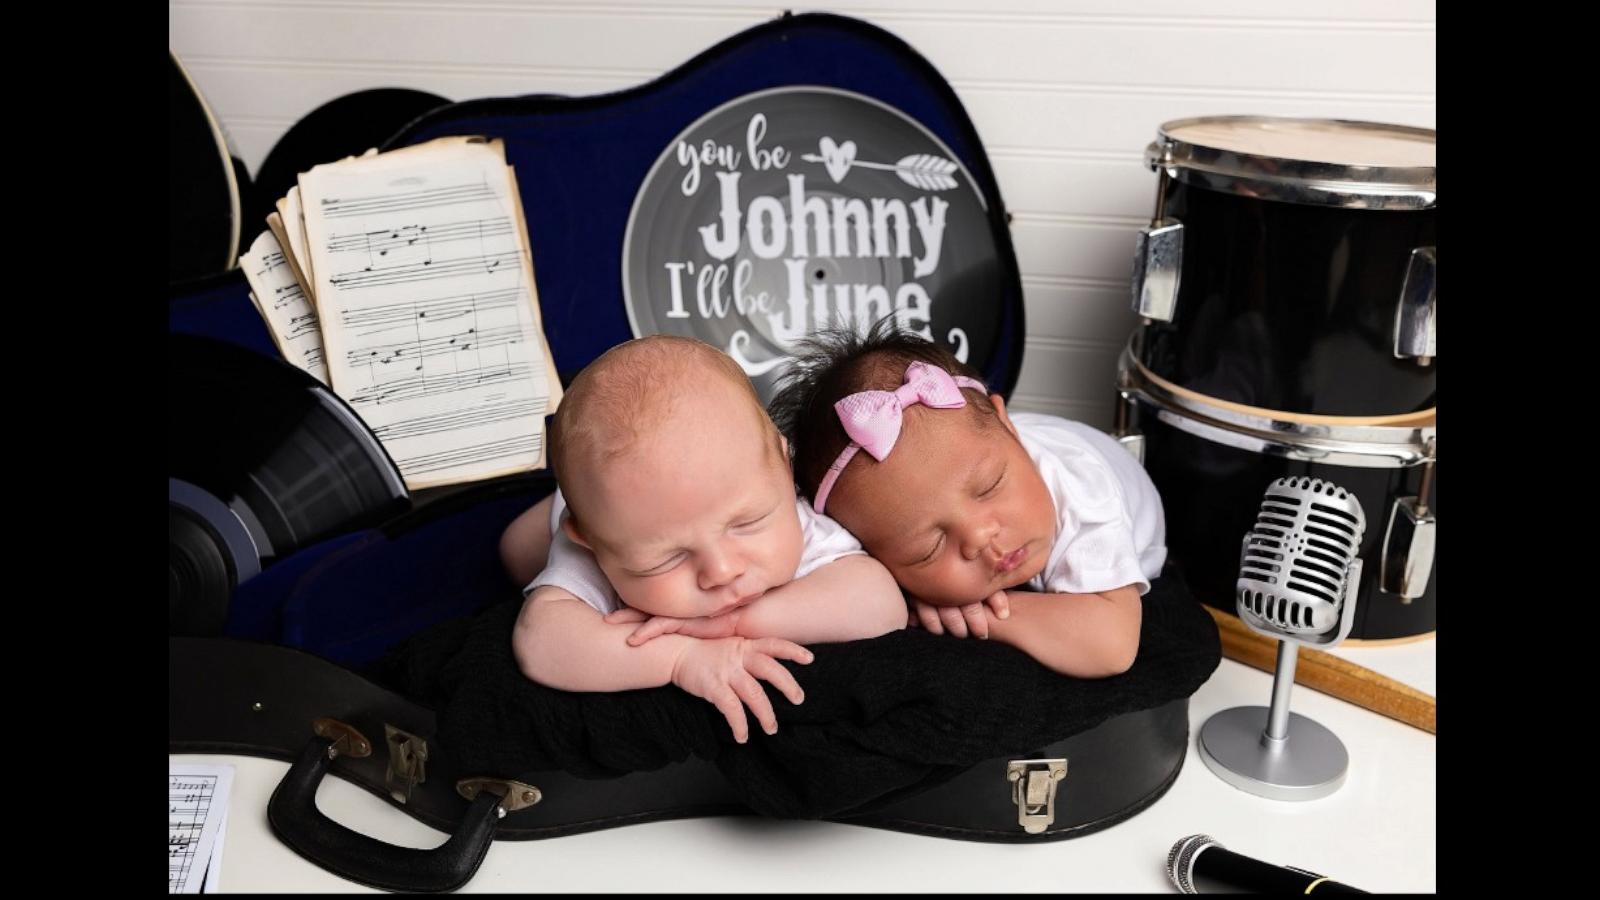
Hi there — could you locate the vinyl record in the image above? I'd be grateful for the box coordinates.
[168,335,410,634]
[169,53,241,283]
[623,87,1006,401]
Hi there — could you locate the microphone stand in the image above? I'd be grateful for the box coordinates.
[1199,558,1363,802]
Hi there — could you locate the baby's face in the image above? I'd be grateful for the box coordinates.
[572,397,804,620]
[828,397,1056,606]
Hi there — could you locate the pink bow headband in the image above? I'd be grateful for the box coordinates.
[812,361,988,514]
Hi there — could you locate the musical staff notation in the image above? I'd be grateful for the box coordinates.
[240,229,330,385]
[329,247,524,290]
[319,180,498,218]
[299,137,560,489]
[169,765,233,893]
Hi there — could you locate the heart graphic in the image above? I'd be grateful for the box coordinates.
[818,137,857,184]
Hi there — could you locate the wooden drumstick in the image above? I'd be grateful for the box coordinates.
[1203,606,1436,735]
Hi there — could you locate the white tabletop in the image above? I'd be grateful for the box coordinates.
[173,635,1435,893]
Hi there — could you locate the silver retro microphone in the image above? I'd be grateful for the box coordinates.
[1199,477,1367,801]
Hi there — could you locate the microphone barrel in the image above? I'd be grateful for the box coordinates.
[1192,845,1366,894]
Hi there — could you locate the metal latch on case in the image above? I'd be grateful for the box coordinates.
[384,725,429,804]
[1007,759,1068,834]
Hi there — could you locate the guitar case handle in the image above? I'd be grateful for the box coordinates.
[267,735,501,893]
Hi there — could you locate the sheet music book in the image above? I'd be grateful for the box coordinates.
[240,136,562,490]
[169,763,235,893]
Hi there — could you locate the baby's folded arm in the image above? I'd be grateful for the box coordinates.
[513,590,815,742]
[736,554,906,644]
[512,585,698,692]
[605,607,744,645]
[982,585,1143,678]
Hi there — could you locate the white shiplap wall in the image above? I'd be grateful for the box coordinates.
[169,0,1436,428]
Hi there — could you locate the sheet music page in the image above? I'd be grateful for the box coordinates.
[265,211,315,308]
[240,229,329,383]
[278,186,316,291]
[299,136,561,489]
[201,806,227,892]
[169,763,235,893]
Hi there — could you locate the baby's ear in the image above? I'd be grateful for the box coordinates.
[562,515,593,550]
[990,393,1020,438]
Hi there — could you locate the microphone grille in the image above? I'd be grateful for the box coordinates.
[1236,477,1367,635]
[1168,834,1217,894]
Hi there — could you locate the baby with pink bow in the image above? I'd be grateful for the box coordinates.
[763,321,1168,677]
[500,335,905,743]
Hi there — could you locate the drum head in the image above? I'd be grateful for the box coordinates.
[1165,118,1435,169]
[1152,115,1435,209]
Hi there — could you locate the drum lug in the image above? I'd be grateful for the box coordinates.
[1393,247,1436,364]
[1007,758,1068,834]
[1131,219,1184,322]
[1113,386,1146,465]
[1117,432,1146,465]
[1380,496,1436,601]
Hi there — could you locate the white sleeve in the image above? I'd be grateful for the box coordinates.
[793,498,865,579]
[1039,451,1152,597]
[522,490,622,615]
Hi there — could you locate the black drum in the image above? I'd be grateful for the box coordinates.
[1120,356,1435,642]
[1130,117,1436,419]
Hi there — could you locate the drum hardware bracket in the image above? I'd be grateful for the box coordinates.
[1132,142,1184,322]
[1394,247,1436,365]
[1131,221,1184,322]
[1381,439,1435,601]
[384,724,429,805]
[457,777,543,819]
[1117,432,1146,465]
[1381,496,1436,602]
[1007,759,1068,834]
[1113,388,1147,464]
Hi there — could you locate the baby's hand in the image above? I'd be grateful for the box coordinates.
[603,608,742,645]
[907,590,1009,639]
[670,636,812,743]
[985,590,1011,621]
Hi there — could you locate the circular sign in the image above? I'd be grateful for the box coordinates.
[624,86,1004,401]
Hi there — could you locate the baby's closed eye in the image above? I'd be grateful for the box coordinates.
[911,533,945,566]
[730,503,779,534]
[629,552,686,577]
[977,469,1005,497]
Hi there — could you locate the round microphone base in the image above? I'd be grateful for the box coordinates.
[1198,706,1348,802]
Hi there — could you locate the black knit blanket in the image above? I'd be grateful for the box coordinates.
[370,571,1220,819]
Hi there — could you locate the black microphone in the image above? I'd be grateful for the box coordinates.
[1167,834,1367,894]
